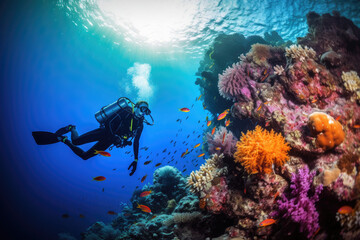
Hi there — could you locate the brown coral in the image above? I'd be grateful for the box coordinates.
[251,43,271,67]
[234,126,290,174]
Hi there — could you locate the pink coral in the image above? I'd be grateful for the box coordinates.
[206,177,228,213]
[207,126,238,156]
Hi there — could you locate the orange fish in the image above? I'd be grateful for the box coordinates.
[222,132,226,144]
[217,109,229,120]
[94,150,111,157]
[179,108,190,112]
[140,190,152,197]
[273,191,280,200]
[181,149,189,157]
[263,69,268,75]
[353,125,360,129]
[108,211,117,215]
[141,174,147,183]
[264,101,269,105]
[137,203,151,213]
[335,116,341,121]
[259,219,276,227]
[207,121,212,127]
[197,94,202,101]
[150,215,157,220]
[203,105,207,110]
[211,127,216,135]
[311,99,317,103]
[93,176,106,181]
[260,72,269,82]
[199,198,206,209]
[215,147,221,151]
[338,206,353,214]
[225,119,230,127]
[193,143,201,148]
[256,104,262,112]
[198,153,205,158]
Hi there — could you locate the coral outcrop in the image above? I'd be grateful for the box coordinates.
[234,126,290,174]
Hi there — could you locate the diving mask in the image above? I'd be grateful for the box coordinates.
[140,106,151,115]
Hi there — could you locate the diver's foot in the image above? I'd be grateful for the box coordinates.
[55,125,76,136]
[57,135,68,143]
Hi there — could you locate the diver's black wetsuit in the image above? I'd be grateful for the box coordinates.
[60,106,143,160]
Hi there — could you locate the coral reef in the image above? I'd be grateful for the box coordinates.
[206,126,238,156]
[272,166,323,238]
[234,126,290,174]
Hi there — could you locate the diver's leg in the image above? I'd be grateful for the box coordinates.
[63,138,113,160]
[71,128,107,145]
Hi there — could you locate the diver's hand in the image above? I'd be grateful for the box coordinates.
[128,160,138,176]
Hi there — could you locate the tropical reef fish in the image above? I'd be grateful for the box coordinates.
[93,176,106,181]
[217,109,230,120]
[211,127,216,135]
[181,149,189,157]
[141,174,147,183]
[143,160,152,165]
[222,132,226,144]
[338,206,353,214]
[137,203,152,213]
[259,219,276,227]
[215,147,221,151]
[155,163,162,167]
[150,215,157,220]
[207,121,212,127]
[140,190,152,197]
[193,143,201,148]
[198,153,205,158]
[179,108,190,112]
[225,119,230,127]
[94,150,111,157]
[108,211,117,215]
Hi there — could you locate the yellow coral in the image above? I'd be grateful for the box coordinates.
[234,126,290,174]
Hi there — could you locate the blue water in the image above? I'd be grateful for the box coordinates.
[1,0,359,239]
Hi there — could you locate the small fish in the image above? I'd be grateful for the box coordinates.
[193,143,201,148]
[311,227,320,240]
[273,191,280,200]
[207,121,212,127]
[199,198,206,209]
[140,190,152,197]
[217,109,229,120]
[256,104,262,112]
[259,219,276,227]
[244,187,246,194]
[335,116,341,121]
[353,125,360,128]
[94,150,111,157]
[79,214,85,218]
[108,211,117,215]
[264,101,269,105]
[61,214,70,219]
[311,99,317,103]
[263,69,268,75]
[179,108,190,112]
[338,206,353,214]
[198,153,205,157]
[197,94,202,101]
[215,147,221,151]
[211,127,216,135]
[150,215,157,220]
[141,174,147,183]
[162,148,167,153]
[155,163,162,167]
[93,176,106,181]
[102,188,104,192]
[137,203,152,213]
[225,119,230,127]
[181,149,188,158]
[260,72,269,82]
[222,132,226,144]
[124,213,132,217]
[182,169,187,172]
[121,185,125,188]
[247,69,250,76]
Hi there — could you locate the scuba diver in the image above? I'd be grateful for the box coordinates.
[32,97,154,176]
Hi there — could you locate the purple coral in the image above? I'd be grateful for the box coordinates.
[207,126,238,156]
[274,166,323,239]
[218,62,255,102]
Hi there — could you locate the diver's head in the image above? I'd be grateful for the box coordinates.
[134,101,151,118]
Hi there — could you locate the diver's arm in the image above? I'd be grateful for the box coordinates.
[133,124,143,160]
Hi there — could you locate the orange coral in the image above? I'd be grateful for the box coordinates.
[308,112,345,150]
[234,126,290,174]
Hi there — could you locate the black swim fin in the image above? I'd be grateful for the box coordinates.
[32,131,60,145]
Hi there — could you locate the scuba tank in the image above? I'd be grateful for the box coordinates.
[95,97,134,126]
